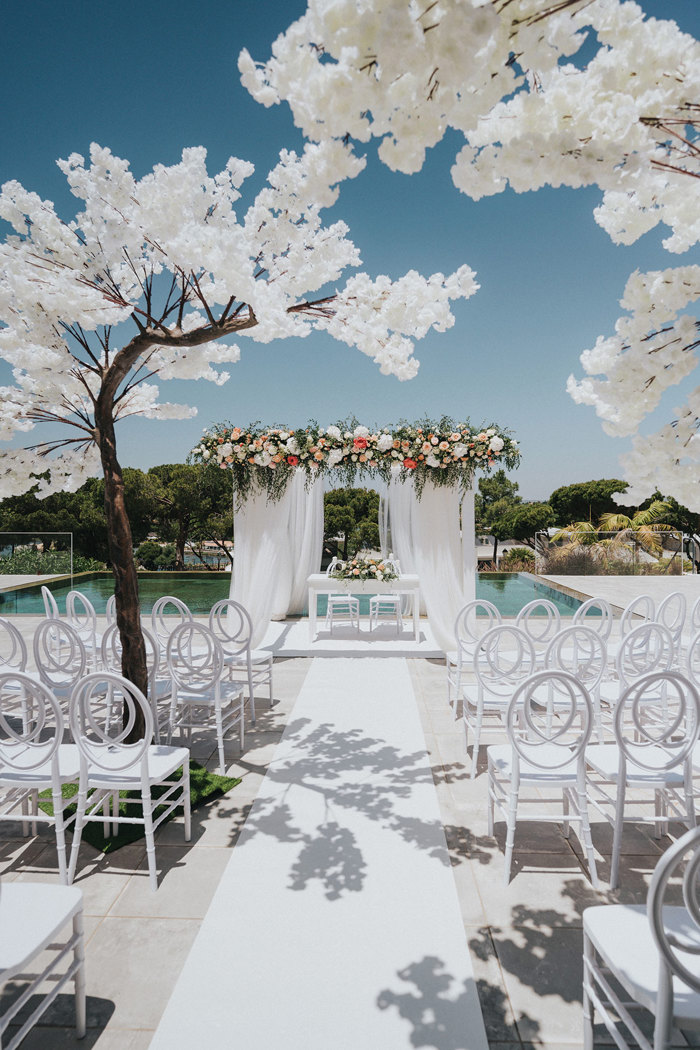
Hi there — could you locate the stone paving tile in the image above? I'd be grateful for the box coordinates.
[109,844,232,918]
[83,916,201,1030]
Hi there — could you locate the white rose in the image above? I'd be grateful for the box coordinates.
[377,433,394,452]
[487,428,496,436]
[286,437,299,454]
[426,454,440,468]
[220,442,232,458]
[202,449,211,460]
[453,443,468,458]
[328,449,344,467]
[279,431,289,441]
[489,436,505,452]
[353,425,370,438]
[326,425,342,441]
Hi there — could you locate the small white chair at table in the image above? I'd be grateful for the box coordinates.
[368,557,403,634]
[324,558,361,633]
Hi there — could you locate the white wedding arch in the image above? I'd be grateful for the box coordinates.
[192,419,520,649]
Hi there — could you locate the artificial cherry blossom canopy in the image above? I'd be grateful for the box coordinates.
[192,418,520,502]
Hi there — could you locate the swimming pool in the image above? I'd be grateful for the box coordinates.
[0,571,580,617]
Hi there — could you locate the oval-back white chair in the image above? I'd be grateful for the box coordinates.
[463,625,536,778]
[691,596,700,635]
[619,593,656,639]
[41,585,60,620]
[586,670,700,889]
[32,619,87,700]
[209,599,273,724]
[446,600,502,707]
[105,594,117,626]
[616,622,675,690]
[66,590,101,670]
[487,669,598,887]
[166,622,245,774]
[100,624,170,743]
[657,591,687,654]
[0,617,28,672]
[545,625,607,740]
[687,632,700,692]
[572,596,613,642]
[515,599,561,662]
[150,595,193,655]
[0,671,80,883]
[583,822,700,1050]
[67,671,191,891]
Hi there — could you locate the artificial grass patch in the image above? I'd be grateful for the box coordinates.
[39,760,241,854]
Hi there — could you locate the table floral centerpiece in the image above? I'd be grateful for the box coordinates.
[329,556,399,583]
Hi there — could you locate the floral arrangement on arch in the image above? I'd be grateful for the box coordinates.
[329,556,399,582]
[191,417,520,503]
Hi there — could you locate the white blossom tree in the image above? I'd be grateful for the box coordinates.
[240,0,700,508]
[0,140,477,721]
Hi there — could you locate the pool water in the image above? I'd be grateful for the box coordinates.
[0,571,580,617]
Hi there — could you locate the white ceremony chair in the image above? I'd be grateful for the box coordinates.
[101,623,171,743]
[323,560,361,633]
[586,670,699,889]
[105,593,117,626]
[691,596,700,636]
[572,596,614,642]
[657,591,687,658]
[66,589,102,670]
[0,880,86,1050]
[545,625,607,741]
[446,599,502,708]
[583,823,700,1050]
[599,621,675,712]
[325,593,361,633]
[368,593,403,634]
[32,618,88,702]
[0,617,28,672]
[515,599,561,664]
[619,594,656,639]
[151,594,193,656]
[68,671,191,892]
[462,625,536,778]
[0,672,80,884]
[209,598,273,723]
[41,584,60,620]
[167,622,245,775]
[487,669,599,887]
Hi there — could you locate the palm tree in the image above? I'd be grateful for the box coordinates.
[599,499,675,558]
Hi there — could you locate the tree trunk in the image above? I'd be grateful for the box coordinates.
[175,519,188,571]
[95,394,149,741]
[492,535,499,566]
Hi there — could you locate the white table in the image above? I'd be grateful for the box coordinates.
[307,573,421,641]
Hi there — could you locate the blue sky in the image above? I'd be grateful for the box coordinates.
[1,0,698,501]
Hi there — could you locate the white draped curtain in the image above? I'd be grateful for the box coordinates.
[230,470,323,647]
[387,474,476,652]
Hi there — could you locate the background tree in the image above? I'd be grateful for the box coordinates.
[498,503,556,553]
[324,488,380,560]
[0,468,158,565]
[475,470,521,563]
[0,142,473,728]
[548,480,632,527]
[149,463,233,570]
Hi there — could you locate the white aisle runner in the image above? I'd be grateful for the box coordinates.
[150,658,488,1050]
